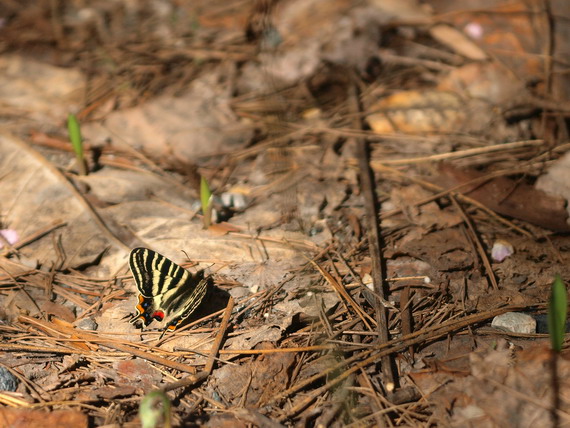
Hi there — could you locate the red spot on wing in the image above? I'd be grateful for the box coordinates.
[152,311,165,321]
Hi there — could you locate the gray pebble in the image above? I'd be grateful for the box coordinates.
[0,366,18,392]
[491,312,536,334]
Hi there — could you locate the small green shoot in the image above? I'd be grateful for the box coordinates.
[200,176,213,229]
[139,390,171,428]
[548,274,567,352]
[67,113,88,175]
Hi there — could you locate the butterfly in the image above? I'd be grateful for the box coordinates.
[128,247,209,339]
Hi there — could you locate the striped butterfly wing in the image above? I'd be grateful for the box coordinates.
[129,247,208,337]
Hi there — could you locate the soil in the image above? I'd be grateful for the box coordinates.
[1,1,570,427]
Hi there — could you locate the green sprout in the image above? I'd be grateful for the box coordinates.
[548,274,567,352]
[139,390,171,428]
[200,176,213,229]
[67,113,88,175]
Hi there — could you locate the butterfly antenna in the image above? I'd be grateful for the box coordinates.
[130,313,148,326]
[123,312,142,324]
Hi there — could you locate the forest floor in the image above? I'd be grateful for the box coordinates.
[1,1,570,427]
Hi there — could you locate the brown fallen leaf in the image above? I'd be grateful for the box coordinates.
[435,163,570,232]
[0,408,87,428]
[210,343,295,407]
[41,301,76,323]
[207,221,243,235]
[367,90,466,134]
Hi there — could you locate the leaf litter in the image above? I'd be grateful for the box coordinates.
[1,1,570,427]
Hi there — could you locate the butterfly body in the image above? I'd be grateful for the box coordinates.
[129,247,208,338]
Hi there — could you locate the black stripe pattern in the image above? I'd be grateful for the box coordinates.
[128,247,209,338]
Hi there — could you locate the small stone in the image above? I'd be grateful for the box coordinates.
[491,312,536,334]
[220,193,233,207]
[0,229,19,248]
[75,318,98,331]
[232,194,247,210]
[0,366,18,392]
[362,274,373,289]
[491,239,514,262]
[220,192,248,210]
